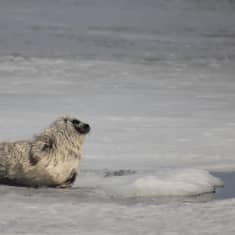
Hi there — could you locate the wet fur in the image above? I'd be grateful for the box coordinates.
[0,116,88,188]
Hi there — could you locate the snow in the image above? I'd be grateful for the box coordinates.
[0,187,235,235]
[0,56,234,234]
[0,0,235,234]
[129,169,223,197]
[77,169,223,198]
[1,57,235,172]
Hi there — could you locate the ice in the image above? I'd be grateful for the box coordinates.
[129,169,223,197]
[77,169,223,198]
[1,57,235,172]
[0,57,234,233]
[0,0,235,61]
[0,0,235,233]
[0,186,235,235]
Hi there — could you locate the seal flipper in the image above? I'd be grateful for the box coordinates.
[58,170,77,188]
[29,135,55,166]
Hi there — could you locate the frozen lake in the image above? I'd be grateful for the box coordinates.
[0,0,235,62]
[0,0,235,234]
[0,55,235,235]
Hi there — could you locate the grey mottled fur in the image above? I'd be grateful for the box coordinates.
[0,116,90,188]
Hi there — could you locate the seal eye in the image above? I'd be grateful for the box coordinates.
[71,119,80,125]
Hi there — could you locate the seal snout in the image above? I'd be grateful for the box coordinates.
[71,118,90,134]
[79,123,90,134]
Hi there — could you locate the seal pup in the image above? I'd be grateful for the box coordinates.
[0,116,90,188]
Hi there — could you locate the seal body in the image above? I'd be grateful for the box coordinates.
[0,116,90,188]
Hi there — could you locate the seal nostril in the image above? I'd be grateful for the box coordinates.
[83,124,90,133]
[75,122,90,134]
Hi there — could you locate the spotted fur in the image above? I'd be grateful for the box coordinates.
[0,116,90,188]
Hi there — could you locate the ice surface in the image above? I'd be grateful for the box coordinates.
[77,169,223,198]
[0,185,235,235]
[0,0,235,233]
[129,169,223,197]
[1,57,235,172]
[0,57,234,234]
[0,0,235,61]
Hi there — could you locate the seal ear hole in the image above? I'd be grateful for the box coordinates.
[64,118,68,123]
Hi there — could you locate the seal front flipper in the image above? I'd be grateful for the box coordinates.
[29,135,55,166]
[57,170,77,188]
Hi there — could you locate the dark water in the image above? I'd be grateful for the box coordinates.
[213,172,235,200]
[0,0,235,62]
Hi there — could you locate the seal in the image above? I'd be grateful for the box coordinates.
[0,116,90,188]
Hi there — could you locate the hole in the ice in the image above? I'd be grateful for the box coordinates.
[104,169,136,177]
[212,172,235,200]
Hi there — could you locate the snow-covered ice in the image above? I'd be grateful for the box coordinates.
[0,0,235,234]
[0,184,235,235]
[0,57,235,234]
[78,168,224,198]
[1,57,235,172]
